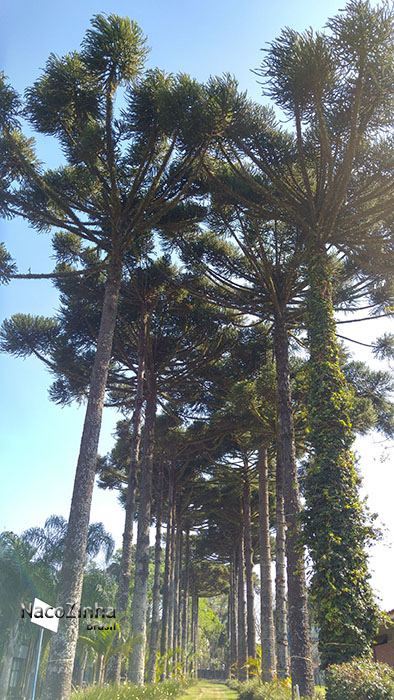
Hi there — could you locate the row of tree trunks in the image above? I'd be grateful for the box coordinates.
[219,460,288,685]
[90,327,309,692]
[115,409,303,689]
[160,498,190,677]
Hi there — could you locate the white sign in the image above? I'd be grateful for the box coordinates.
[30,598,60,633]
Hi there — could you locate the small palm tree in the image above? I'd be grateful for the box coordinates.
[79,626,138,685]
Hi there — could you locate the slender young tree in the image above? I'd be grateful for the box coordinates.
[257,445,276,682]
[274,449,289,679]
[146,461,164,683]
[237,534,248,681]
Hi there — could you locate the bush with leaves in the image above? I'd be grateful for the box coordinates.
[236,679,292,700]
[234,679,326,700]
[325,658,394,700]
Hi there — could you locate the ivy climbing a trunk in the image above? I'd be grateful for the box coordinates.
[304,248,379,667]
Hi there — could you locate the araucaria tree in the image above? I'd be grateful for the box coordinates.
[0,14,220,699]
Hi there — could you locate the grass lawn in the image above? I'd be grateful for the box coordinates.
[178,681,238,700]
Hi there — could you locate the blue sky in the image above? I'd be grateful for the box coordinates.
[2,0,394,608]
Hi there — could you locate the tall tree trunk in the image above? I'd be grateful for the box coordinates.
[181,529,190,674]
[237,534,248,682]
[275,449,289,679]
[160,466,174,680]
[93,655,102,685]
[75,646,88,687]
[274,311,314,698]
[129,370,157,685]
[43,259,122,700]
[242,460,257,660]
[167,498,177,659]
[257,444,276,682]
[109,310,148,683]
[191,590,199,678]
[229,550,238,675]
[304,248,379,667]
[146,462,164,683]
[173,524,182,667]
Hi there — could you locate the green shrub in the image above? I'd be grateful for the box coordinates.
[237,679,292,700]
[325,658,394,700]
[235,678,325,700]
[313,688,325,699]
[70,679,184,700]
[227,679,241,691]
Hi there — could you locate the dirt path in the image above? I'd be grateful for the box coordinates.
[179,680,238,700]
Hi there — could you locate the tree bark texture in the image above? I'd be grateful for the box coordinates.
[257,445,276,682]
[181,529,190,673]
[173,525,182,666]
[160,466,174,679]
[274,312,314,698]
[237,535,248,681]
[129,372,157,685]
[146,462,164,683]
[229,550,238,674]
[167,497,177,659]
[275,449,289,679]
[42,260,122,700]
[191,591,199,677]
